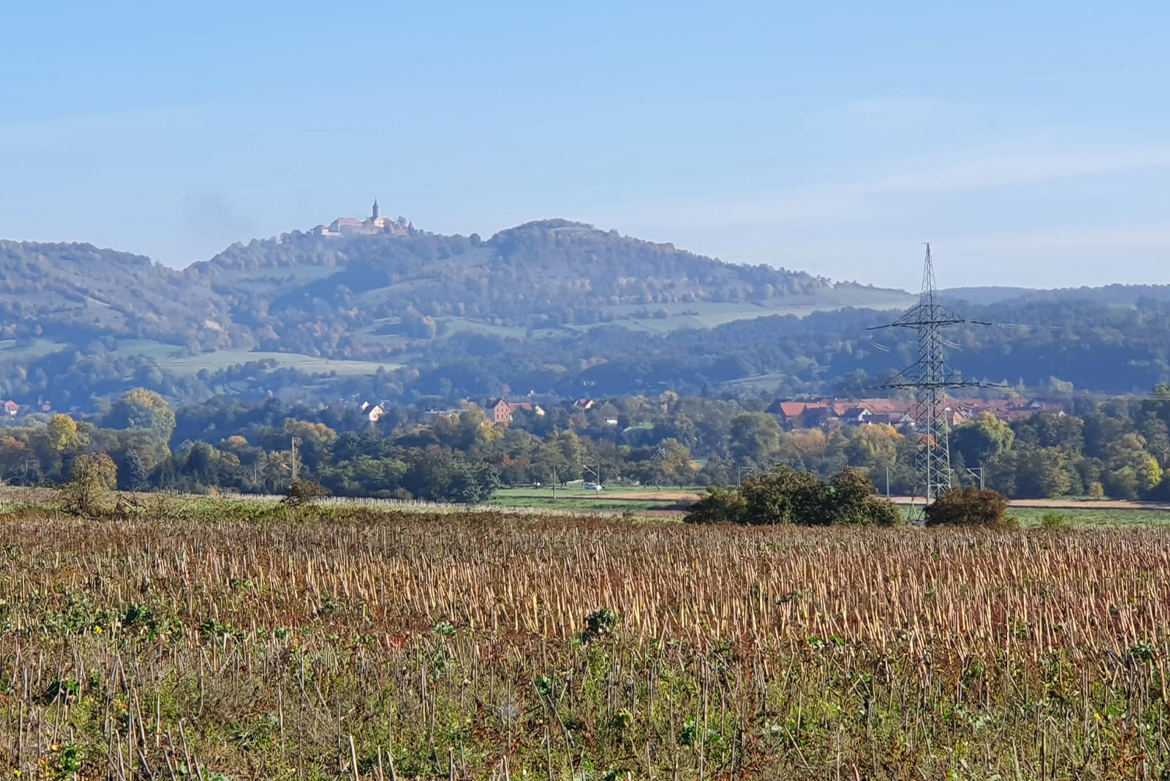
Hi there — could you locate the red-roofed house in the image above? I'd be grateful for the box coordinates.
[488,399,515,425]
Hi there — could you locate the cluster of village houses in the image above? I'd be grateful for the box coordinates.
[0,398,53,418]
[764,397,1063,430]
[357,395,1062,431]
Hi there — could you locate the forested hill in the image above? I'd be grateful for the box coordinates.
[184,219,911,343]
[0,219,912,357]
[0,240,236,346]
[7,220,1170,410]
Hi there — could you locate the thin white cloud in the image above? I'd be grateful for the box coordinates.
[865,147,1170,193]
[840,97,967,133]
[951,226,1170,252]
[592,142,1170,234]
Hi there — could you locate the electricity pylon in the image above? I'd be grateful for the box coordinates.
[868,244,993,520]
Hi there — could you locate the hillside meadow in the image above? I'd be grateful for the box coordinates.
[1,500,1169,779]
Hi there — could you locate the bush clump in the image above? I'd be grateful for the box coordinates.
[924,486,1014,528]
[685,466,901,526]
[1040,512,1069,530]
[684,486,748,524]
[61,454,118,516]
[282,479,331,507]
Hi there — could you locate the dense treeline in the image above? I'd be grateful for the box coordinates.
[12,293,1170,415]
[403,298,1170,398]
[4,386,1170,504]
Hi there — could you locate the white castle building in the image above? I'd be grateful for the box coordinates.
[312,199,414,237]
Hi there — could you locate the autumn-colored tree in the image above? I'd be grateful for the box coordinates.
[47,414,82,452]
[846,424,902,466]
[106,388,176,444]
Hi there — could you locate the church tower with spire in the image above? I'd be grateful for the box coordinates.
[371,197,381,221]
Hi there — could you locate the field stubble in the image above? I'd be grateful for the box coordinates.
[1,505,1169,779]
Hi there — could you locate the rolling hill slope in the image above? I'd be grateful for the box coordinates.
[0,221,912,400]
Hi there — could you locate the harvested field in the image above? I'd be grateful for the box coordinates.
[1,502,1170,778]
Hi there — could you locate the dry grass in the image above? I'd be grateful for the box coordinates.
[1,503,1169,779]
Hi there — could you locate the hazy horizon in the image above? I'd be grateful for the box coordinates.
[4,2,1169,290]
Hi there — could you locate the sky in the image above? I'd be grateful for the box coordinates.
[2,1,1169,290]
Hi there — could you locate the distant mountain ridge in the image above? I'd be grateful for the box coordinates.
[0,239,232,345]
[942,284,1170,307]
[3,220,1165,369]
[0,219,913,359]
[4,223,1170,408]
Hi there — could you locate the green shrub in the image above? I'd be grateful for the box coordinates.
[829,468,902,526]
[582,607,618,643]
[1040,512,1068,530]
[741,467,826,525]
[925,487,1014,528]
[860,496,903,526]
[684,467,902,526]
[683,486,747,524]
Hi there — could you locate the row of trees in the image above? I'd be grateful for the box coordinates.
[5,388,1170,504]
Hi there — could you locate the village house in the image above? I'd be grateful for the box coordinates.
[487,399,546,425]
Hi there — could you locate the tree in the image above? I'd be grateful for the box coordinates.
[61,454,118,516]
[1104,433,1163,499]
[728,413,782,464]
[692,466,901,526]
[925,487,1014,528]
[827,468,901,526]
[741,467,825,525]
[106,389,176,444]
[120,450,151,491]
[1016,447,1077,498]
[846,424,902,467]
[951,414,1014,468]
[47,414,82,452]
[401,448,499,504]
[653,438,694,485]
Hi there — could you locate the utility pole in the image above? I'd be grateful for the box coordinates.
[963,466,985,490]
[584,457,603,487]
[651,446,666,489]
[868,244,998,522]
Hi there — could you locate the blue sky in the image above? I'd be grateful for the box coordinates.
[2,2,1168,289]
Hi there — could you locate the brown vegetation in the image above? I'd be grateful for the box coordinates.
[1,502,1169,778]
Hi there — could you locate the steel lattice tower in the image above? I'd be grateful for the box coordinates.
[869,244,990,520]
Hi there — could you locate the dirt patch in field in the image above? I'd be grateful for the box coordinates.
[593,491,701,502]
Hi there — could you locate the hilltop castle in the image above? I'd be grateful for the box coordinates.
[312,199,414,237]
